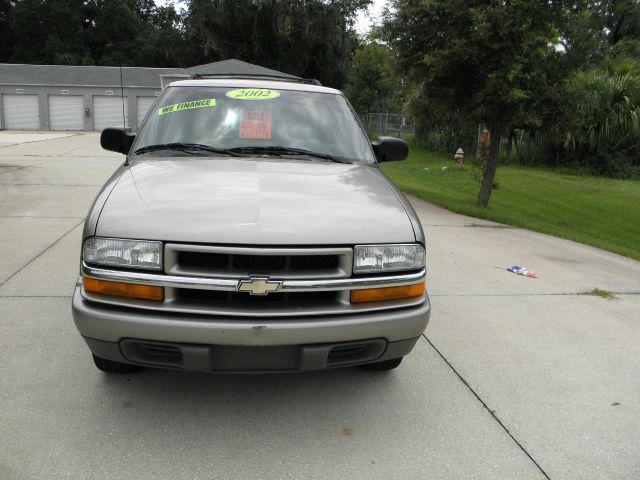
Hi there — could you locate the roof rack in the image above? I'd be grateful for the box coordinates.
[189,73,322,86]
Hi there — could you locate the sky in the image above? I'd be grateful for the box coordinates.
[354,0,387,34]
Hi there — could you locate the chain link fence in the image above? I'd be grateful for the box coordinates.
[361,113,415,140]
[361,115,543,166]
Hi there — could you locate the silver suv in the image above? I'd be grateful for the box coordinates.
[72,77,430,373]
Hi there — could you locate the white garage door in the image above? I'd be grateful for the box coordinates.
[49,96,84,131]
[93,96,128,131]
[3,94,40,130]
[136,97,157,128]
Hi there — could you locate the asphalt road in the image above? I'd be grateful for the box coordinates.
[1,132,639,480]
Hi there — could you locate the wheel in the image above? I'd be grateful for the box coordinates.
[92,354,143,373]
[357,357,403,371]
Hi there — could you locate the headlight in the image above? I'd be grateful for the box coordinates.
[353,244,425,274]
[83,237,162,271]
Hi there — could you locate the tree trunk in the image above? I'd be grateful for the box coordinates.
[477,126,501,208]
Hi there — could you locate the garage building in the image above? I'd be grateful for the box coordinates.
[0,60,300,132]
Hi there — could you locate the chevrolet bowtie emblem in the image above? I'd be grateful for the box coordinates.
[237,277,282,295]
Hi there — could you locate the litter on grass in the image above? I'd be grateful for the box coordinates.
[495,265,540,278]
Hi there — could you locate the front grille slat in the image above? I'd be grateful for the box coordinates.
[179,252,229,270]
[290,255,339,271]
[176,251,338,276]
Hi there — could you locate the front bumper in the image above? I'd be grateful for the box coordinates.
[72,283,430,346]
[72,283,430,371]
[84,336,421,372]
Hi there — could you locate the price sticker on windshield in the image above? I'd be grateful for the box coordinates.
[226,89,280,100]
[239,109,272,139]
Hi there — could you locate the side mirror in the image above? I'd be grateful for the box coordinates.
[100,128,136,154]
[372,136,408,163]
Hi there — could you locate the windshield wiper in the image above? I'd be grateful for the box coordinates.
[134,143,242,157]
[228,146,353,164]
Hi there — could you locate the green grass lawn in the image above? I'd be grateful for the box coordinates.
[380,148,640,261]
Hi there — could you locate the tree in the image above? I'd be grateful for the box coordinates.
[10,0,92,64]
[4,0,192,67]
[185,0,370,87]
[605,0,640,48]
[0,0,13,61]
[86,0,141,66]
[344,42,402,114]
[2,0,369,76]
[563,59,640,177]
[381,0,563,207]
[132,3,194,67]
[557,1,640,68]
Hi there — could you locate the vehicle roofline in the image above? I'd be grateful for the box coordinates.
[166,78,342,95]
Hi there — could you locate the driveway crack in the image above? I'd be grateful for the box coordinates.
[0,219,83,287]
[423,333,552,480]
[0,165,34,175]
[0,295,72,298]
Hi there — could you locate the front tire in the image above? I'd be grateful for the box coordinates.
[92,354,143,373]
[357,357,403,371]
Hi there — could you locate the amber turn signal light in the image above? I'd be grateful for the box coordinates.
[350,282,425,303]
[83,277,164,301]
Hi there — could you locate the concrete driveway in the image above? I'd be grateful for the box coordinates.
[1,132,638,480]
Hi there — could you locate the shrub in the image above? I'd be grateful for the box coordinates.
[563,60,640,178]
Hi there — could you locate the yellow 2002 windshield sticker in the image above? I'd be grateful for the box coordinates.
[158,98,217,116]
[226,89,280,100]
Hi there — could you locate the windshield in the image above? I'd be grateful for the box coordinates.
[134,86,376,163]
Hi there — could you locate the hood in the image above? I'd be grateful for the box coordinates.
[95,157,416,245]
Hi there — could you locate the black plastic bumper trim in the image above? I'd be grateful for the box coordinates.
[83,336,420,373]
